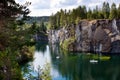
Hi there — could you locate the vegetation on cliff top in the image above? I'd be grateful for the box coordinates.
[49,2,120,29]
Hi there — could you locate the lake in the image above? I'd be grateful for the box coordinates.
[22,42,120,80]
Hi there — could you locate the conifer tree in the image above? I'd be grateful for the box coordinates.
[117,4,120,18]
[109,3,117,19]
[102,2,110,19]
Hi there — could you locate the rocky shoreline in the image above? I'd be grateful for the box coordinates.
[48,19,120,53]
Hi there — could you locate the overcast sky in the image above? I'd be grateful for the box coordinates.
[16,0,120,16]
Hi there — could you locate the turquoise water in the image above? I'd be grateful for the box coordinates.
[23,42,120,80]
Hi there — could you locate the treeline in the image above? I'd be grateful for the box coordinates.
[49,2,120,29]
[26,16,49,24]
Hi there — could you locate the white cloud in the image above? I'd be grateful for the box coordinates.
[88,3,101,8]
[51,0,62,8]
[15,0,120,16]
[16,0,26,4]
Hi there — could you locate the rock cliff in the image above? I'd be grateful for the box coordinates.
[34,32,48,42]
[48,19,120,53]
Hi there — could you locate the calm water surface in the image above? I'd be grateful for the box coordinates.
[23,42,120,80]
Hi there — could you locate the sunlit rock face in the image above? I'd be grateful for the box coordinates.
[48,30,59,44]
[48,19,120,53]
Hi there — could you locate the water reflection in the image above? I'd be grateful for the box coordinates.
[35,41,48,53]
[34,45,51,70]
[49,44,120,80]
[23,43,120,80]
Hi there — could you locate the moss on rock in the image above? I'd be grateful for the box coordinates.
[60,37,76,51]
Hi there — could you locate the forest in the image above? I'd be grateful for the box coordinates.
[49,2,120,29]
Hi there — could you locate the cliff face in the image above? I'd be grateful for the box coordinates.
[34,32,48,42]
[48,19,120,53]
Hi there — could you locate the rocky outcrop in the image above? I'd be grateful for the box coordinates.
[34,32,48,42]
[48,19,120,53]
[111,40,120,53]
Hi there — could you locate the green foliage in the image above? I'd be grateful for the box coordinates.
[77,6,87,19]
[49,14,58,29]
[30,21,47,34]
[49,2,120,30]
[39,21,47,33]
[61,37,76,51]
[102,2,110,19]
[118,4,120,18]
[75,17,81,24]
[87,8,92,20]
[0,0,35,79]
[27,16,49,24]
[109,3,118,19]
[0,0,31,22]
[22,63,52,80]
[49,5,87,29]
[31,22,38,34]
[60,9,65,27]
[18,46,34,64]
[0,48,23,80]
[40,63,52,80]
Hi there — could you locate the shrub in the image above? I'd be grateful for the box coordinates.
[60,37,76,51]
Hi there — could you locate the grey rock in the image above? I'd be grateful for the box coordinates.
[48,19,120,53]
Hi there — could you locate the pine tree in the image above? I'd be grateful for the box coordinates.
[117,4,120,18]
[49,2,119,29]
[102,2,110,19]
[109,3,117,19]
[82,6,87,19]
[0,0,30,21]
[71,9,77,23]
[92,8,98,19]
[60,9,65,27]
[0,0,31,79]
[39,21,46,33]
[87,8,92,20]
[56,12,60,28]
